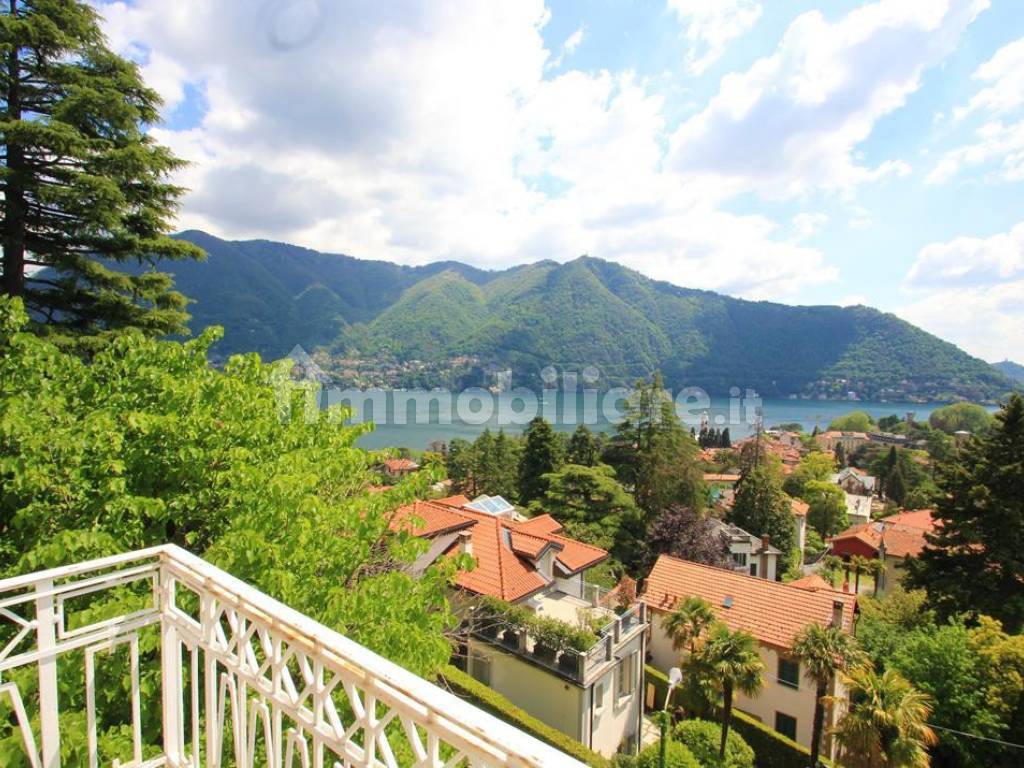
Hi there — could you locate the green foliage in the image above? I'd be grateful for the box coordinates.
[445,428,522,500]
[856,589,1024,768]
[0,0,204,342]
[518,417,563,504]
[632,741,701,768]
[568,424,602,466]
[535,462,641,563]
[475,596,598,653]
[729,465,796,556]
[646,666,823,768]
[928,402,994,435]
[830,667,935,768]
[441,665,610,766]
[674,719,755,768]
[907,394,1024,631]
[0,296,462,756]
[828,411,875,431]
[802,480,849,538]
[782,452,836,498]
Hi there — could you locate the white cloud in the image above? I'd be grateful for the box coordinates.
[90,0,846,303]
[667,0,986,199]
[548,23,585,69]
[792,212,828,240]
[899,222,1024,361]
[667,0,763,76]
[929,36,1024,184]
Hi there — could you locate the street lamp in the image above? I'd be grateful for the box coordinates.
[659,667,683,768]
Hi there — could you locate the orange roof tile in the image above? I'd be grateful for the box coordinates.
[517,514,564,535]
[828,509,936,559]
[703,473,741,483]
[392,499,607,602]
[383,457,419,471]
[789,574,835,592]
[434,493,472,507]
[790,498,809,517]
[641,555,857,650]
[390,500,475,537]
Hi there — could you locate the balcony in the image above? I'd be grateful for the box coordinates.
[0,545,585,767]
[471,597,647,686]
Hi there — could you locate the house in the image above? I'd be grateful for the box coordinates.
[827,509,936,593]
[392,495,647,757]
[815,431,870,454]
[844,493,873,526]
[642,555,857,756]
[708,518,781,580]
[382,456,420,477]
[831,467,876,496]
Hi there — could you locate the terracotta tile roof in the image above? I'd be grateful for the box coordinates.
[508,530,557,559]
[790,498,809,517]
[390,500,475,537]
[828,509,936,559]
[641,555,857,650]
[383,457,419,472]
[789,573,836,592]
[517,514,563,535]
[392,499,607,602]
[435,493,472,507]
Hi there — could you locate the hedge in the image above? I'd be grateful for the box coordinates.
[644,665,831,768]
[440,664,609,767]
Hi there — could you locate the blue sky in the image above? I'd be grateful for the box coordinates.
[96,0,1024,361]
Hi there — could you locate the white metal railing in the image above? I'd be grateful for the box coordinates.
[0,545,586,768]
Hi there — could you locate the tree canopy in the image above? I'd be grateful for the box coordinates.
[908,394,1024,632]
[928,402,994,435]
[0,0,203,344]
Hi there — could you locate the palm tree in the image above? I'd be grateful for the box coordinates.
[828,667,936,768]
[690,624,765,758]
[792,623,866,767]
[664,596,717,657]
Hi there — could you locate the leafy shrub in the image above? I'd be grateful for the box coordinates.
[634,741,701,768]
[674,719,754,768]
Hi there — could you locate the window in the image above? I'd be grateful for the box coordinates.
[749,562,758,577]
[775,712,797,741]
[617,651,638,699]
[594,678,606,714]
[469,649,491,686]
[732,552,747,566]
[778,658,800,689]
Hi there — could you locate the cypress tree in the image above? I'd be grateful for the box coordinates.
[1,0,203,345]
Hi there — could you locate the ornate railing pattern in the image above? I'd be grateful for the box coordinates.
[0,545,585,768]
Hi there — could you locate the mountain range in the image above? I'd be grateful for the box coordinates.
[148,231,1014,401]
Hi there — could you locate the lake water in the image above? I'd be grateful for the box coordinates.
[330,389,953,450]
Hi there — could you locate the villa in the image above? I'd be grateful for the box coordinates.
[708,518,781,580]
[642,554,857,756]
[392,494,647,757]
[828,509,936,593]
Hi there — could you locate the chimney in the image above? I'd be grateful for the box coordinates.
[457,529,473,558]
[832,599,844,628]
[760,535,770,580]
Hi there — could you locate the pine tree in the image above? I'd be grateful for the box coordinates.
[908,394,1024,631]
[720,427,731,448]
[566,424,598,466]
[1,0,203,344]
[603,375,703,521]
[517,416,562,504]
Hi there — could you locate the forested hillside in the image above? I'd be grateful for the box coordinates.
[150,232,1013,401]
